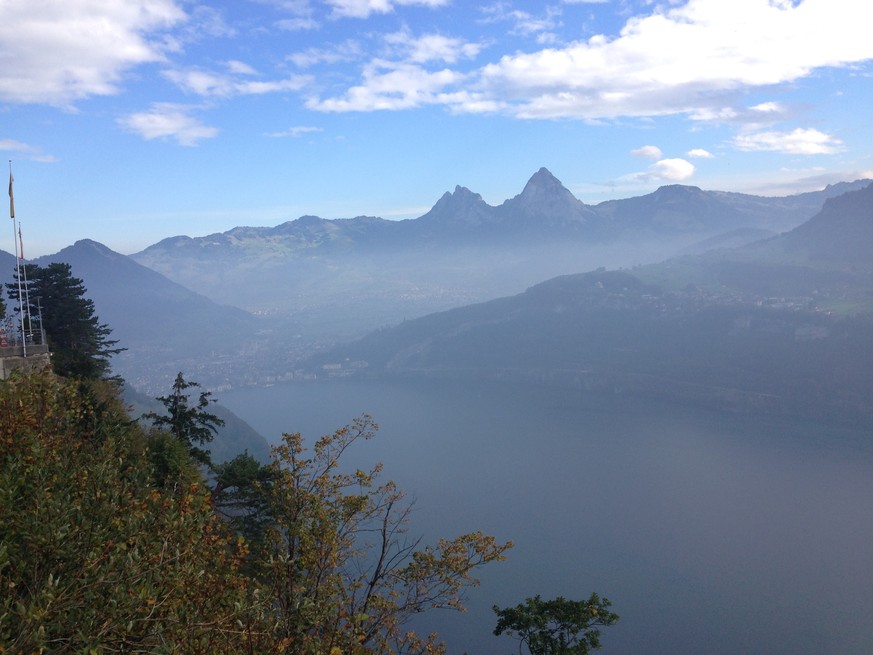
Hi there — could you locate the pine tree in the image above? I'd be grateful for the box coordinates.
[7,262,123,379]
[4,262,38,339]
[143,372,225,466]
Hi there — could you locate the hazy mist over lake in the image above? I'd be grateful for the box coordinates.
[220,378,873,655]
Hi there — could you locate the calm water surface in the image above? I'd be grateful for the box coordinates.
[220,378,873,655]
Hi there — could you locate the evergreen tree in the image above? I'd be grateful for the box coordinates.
[6,262,122,379]
[3,262,38,339]
[211,451,278,551]
[143,372,225,466]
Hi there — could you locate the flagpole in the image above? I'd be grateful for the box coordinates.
[9,161,25,357]
[19,224,33,341]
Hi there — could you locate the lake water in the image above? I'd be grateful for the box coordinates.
[220,378,873,655]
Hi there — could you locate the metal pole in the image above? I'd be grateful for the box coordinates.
[9,161,25,357]
[36,296,45,346]
[19,226,33,340]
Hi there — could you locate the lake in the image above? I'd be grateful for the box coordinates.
[220,377,873,655]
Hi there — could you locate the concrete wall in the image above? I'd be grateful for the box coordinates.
[0,350,51,380]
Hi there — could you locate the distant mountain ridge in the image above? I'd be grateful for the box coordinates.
[26,239,268,392]
[304,189,873,424]
[129,170,872,334]
[134,170,871,257]
[5,173,870,398]
[774,181,873,263]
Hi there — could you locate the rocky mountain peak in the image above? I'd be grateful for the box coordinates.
[420,185,496,228]
[433,185,486,210]
[519,167,566,198]
[501,167,594,228]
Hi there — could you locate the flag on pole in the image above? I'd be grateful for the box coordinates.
[18,225,24,260]
[8,170,14,219]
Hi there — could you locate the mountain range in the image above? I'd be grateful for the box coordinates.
[2,170,870,409]
[303,182,873,425]
[135,168,869,254]
[129,169,871,336]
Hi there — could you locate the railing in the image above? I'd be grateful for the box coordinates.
[0,326,49,358]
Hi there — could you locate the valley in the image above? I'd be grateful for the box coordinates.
[3,170,872,654]
[10,169,873,411]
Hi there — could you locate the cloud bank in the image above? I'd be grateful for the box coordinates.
[0,0,184,106]
[1,0,869,159]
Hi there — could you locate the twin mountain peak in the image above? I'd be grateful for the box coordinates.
[137,168,871,256]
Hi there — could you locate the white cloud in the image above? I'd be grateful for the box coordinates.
[296,0,873,131]
[265,126,324,137]
[307,60,463,111]
[277,17,320,30]
[0,0,185,106]
[621,157,696,185]
[182,5,236,41]
[266,0,319,29]
[304,28,481,111]
[687,148,714,158]
[325,0,391,19]
[631,145,662,159]
[691,101,793,128]
[117,103,217,146]
[226,60,259,76]
[0,139,57,163]
[384,29,484,64]
[163,68,309,97]
[474,0,873,120]
[395,0,448,6]
[289,41,364,68]
[479,4,562,40]
[310,0,873,121]
[0,139,32,152]
[749,101,785,114]
[259,0,313,10]
[325,0,448,19]
[732,128,844,155]
[650,158,696,181]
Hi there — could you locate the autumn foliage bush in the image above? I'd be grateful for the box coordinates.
[0,371,511,654]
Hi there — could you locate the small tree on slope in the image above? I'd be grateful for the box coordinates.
[493,594,619,655]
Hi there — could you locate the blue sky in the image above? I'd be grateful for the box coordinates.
[1,0,872,256]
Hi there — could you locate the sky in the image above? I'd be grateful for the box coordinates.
[1,0,872,257]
